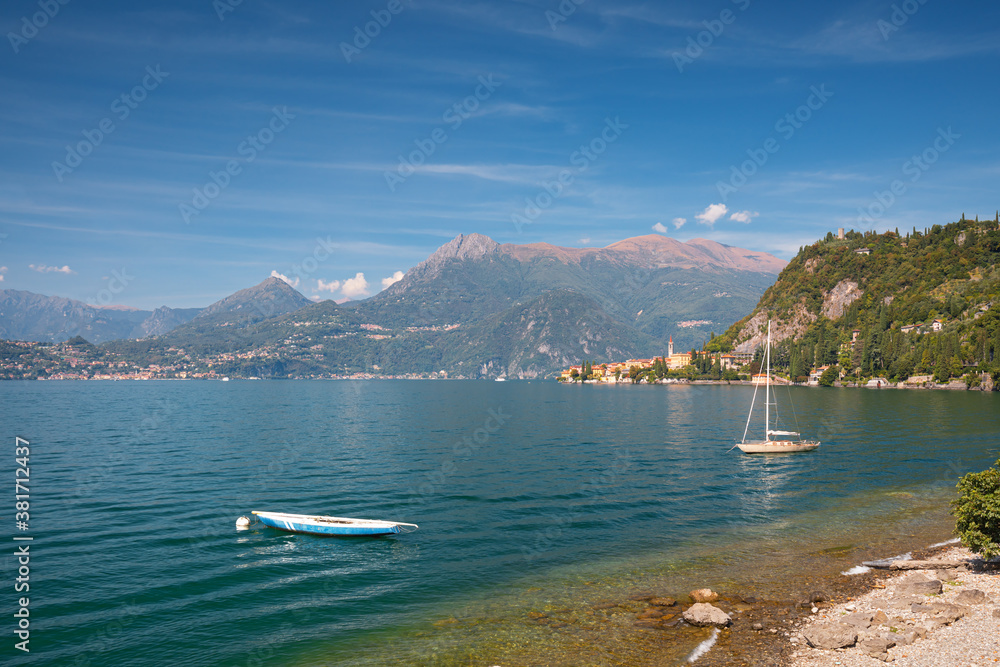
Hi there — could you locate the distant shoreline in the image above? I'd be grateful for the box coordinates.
[562,378,993,392]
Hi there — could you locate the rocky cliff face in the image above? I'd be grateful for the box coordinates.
[821,279,862,320]
[730,280,864,353]
[731,304,817,354]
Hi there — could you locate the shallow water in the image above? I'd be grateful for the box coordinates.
[2,380,996,666]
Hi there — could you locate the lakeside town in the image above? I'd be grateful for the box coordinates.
[559,327,996,391]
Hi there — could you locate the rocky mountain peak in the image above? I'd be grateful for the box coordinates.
[427,233,501,264]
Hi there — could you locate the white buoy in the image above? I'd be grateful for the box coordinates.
[236,516,251,528]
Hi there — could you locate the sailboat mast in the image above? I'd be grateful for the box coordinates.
[765,320,771,440]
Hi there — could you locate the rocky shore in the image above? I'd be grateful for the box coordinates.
[599,541,996,666]
[789,546,998,666]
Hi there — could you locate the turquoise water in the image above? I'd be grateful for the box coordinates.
[2,380,997,665]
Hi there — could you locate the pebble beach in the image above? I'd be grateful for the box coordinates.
[788,546,999,667]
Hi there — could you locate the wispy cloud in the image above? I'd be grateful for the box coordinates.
[730,210,759,223]
[695,204,728,227]
[270,270,299,288]
[29,264,74,274]
[418,163,561,185]
[380,270,404,289]
[341,272,370,300]
[651,222,668,233]
[316,278,341,293]
[672,217,687,229]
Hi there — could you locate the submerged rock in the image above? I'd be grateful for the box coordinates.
[682,603,731,627]
[649,597,677,607]
[689,588,719,603]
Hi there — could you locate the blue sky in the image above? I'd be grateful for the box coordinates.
[1,0,998,309]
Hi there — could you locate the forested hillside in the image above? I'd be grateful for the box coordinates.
[708,215,1000,386]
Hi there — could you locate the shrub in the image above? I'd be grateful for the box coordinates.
[818,365,839,386]
[952,458,1000,560]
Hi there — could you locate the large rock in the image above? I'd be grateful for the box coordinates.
[689,588,719,603]
[682,603,731,627]
[930,603,969,624]
[889,559,965,570]
[896,575,943,596]
[954,589,989,605]
[803,622,858,649]
[859,636,896,662]
[840,611,874,629]
[893,626,926,646]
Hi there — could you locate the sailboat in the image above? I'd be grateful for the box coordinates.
[737,320,820,454]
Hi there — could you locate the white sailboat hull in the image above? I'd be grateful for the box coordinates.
[738,439,820,454]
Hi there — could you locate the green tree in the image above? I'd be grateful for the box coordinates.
[952,458,1000,560]
[818,365,839,387]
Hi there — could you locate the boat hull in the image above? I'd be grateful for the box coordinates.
[252,511,413,536]
[738,440,820,454]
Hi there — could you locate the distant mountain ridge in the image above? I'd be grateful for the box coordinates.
[0,289,200,344]
[4,232,787,378]
[367,233,785,356]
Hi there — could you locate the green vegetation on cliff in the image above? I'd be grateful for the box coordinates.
[709,215,1000,386]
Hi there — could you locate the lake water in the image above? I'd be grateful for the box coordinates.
[3,380,998,666]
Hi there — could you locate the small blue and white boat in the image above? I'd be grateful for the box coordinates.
[249,511,418,537]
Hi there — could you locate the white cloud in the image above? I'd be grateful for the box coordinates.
[651,223,668,233]
[270,270,300,288]
[695,204,728,227]
[578,237,591,244]
[0,265,7,281]
[316,278,341,293]
[29,264,74,274]
[730,210,759,224]
[341,272,370,300]
[380,271,404,289]
[672,217,687,229]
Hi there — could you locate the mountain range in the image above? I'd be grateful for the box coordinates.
[2,233,786,378]
[0,289,201,344]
